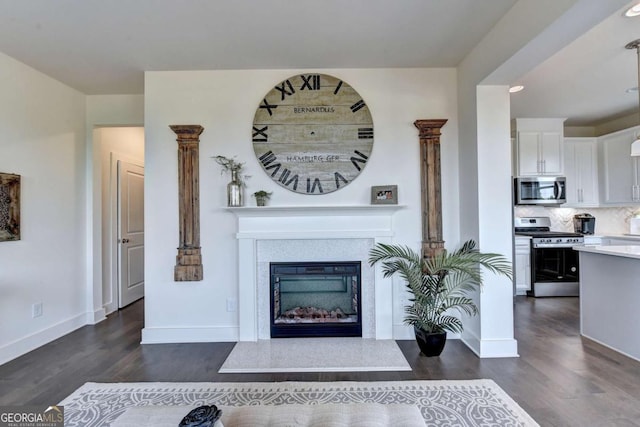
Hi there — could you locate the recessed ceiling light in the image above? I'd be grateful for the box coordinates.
[625,2,640,17]
[627,86,639,93]
[509,85,524,93]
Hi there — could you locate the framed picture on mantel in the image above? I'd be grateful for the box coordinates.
[0,172,21,242]
[371,185,398,205]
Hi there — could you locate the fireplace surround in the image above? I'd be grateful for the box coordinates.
[229,205,404,341]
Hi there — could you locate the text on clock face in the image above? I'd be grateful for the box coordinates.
[286,155,340,163]
[293,106,335,114]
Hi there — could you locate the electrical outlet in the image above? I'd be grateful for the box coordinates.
[32,302,43,318]
[226,298,237,312]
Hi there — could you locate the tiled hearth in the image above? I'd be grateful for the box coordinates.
[228,205,404,341]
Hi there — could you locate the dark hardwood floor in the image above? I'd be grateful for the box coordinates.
[1,296,639,426]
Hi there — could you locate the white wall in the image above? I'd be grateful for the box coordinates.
[86,95,144,127]
[142,68,459,342]
[0,51,87,365]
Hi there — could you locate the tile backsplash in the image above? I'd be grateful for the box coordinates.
[514,206,640,235]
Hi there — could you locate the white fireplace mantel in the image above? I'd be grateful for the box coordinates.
[227,204,405,217]
[228,205,404,341]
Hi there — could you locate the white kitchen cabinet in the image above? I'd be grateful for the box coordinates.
[514,236,531,295]
[513,119,565,177]
[564,138,599,207]
[599,127,640,205]
[516,131,564,176]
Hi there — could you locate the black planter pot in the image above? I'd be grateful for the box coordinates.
[414,326,447,357]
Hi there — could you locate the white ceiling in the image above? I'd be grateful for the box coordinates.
[509,5,640,126]
[0,0,638,127]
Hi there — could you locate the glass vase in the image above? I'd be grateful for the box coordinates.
[227,169,243,207]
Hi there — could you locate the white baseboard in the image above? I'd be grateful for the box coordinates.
[87,307,107,325]
[141,326,239,344]
[0,313,87,366]
[462,329,519,358]
[581,333,640,363]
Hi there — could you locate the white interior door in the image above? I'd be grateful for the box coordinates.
[118,161,145,308]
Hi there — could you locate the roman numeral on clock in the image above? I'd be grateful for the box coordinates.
[358,128,373,139]
[306,177,324,194]
[278,168,299,191]
[259,150,281,177]
[350,150,369,171]
[252,126,268,142]
[334,172,348,189]
[275,79,295,100]
[259,150,276,166]
[350,100,366,113]
[300,74,321,90]
[333,80,343,95]
[259,99,278,116]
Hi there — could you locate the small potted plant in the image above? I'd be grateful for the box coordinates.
[252,190,272,206]
[368,240,511,356]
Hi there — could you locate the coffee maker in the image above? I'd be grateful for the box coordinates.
[573,213,596,235]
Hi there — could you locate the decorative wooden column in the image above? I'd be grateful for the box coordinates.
[170,125,204,281]
[414,119,448,259]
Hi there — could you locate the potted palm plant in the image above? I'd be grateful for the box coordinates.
[368,240,511,356]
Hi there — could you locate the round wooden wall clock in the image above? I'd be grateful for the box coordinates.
[252,74,374,195]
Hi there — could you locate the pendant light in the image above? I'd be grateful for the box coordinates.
[626,39,640,156]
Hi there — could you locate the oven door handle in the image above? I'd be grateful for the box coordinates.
[533,243,584,249]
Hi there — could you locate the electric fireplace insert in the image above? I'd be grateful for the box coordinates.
[270,261,362,338]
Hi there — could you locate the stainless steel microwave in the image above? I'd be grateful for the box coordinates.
[514,176,566,205]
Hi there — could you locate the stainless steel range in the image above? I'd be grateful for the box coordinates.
[515,217,584,297]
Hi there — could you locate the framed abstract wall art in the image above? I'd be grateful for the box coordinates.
[0,173,21,242]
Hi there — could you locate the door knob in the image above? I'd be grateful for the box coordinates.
[121,238,130,243]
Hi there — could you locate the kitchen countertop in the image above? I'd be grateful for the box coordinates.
[513,234,640,243]
[573,245,640,260]
[604,234,640,241]
[578,234,640,239]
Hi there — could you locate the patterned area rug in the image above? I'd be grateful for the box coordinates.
[59,380,539,426]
